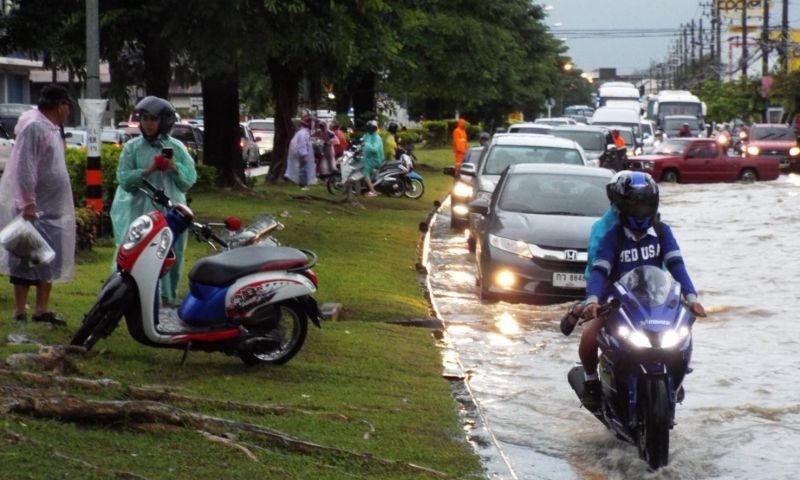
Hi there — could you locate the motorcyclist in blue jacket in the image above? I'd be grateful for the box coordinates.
[578,171,706,409]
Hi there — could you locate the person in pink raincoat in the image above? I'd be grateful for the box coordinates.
[0,85,76,324]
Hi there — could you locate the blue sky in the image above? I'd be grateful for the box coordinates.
[543,0,800,74]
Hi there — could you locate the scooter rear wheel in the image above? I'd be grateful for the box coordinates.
[240,302,308,366]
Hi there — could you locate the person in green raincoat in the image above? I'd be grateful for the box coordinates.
[110,96,197,306]
[361,120,384,197]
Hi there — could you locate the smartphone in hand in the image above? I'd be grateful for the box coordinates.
[161,147,174,159]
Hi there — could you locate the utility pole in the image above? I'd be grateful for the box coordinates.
[741,0,748,79]
[716,0,722,70]
[683,25,689,85]
[762,0,770,76]
[781,0,789,72]
[709,1,716,63]
[690,18,697,73]
[82,0,107,215]
[700,19,705,76]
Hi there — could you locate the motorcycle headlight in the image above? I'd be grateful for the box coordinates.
[453,181,473,198]
[660,326,691,349]
[791,146,800,157]
[616,325,652,348]
[746,145,760,156]
[122,215,153,251]
[489,233,532,259]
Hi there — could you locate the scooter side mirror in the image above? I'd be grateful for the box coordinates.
[224,217,242,231]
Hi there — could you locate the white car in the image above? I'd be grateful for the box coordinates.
[246,118,274,156]
[0,124,13,172]
[64,128,88,150]
[507,122,553,135]
[534,117,577,126]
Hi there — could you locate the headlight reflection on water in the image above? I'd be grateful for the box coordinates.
[495,312,520,336]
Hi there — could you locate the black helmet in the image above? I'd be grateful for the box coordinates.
[607,171,659,232]
[134,96,176,140]
[387,122,398,134]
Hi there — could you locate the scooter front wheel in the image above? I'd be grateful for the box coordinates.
[240,301,308,366]
[70,304,119,351]
[404,178,425,199]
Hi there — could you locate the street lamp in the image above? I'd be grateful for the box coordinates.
[562,62,574,72]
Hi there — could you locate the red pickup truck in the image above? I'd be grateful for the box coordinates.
[625,138,780,183]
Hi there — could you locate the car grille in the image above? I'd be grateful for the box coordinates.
[531,256,587,271]
[759,149,789,157]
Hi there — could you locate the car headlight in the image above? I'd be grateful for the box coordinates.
[634,147,643,155]
[641,160,654,170]
[746,145,760,156]
[791,146,800,156]
[122,215,154,251]
[453,181,473,198]
[489,233,532,258]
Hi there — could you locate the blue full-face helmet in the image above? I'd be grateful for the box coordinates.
[607,171,659,232]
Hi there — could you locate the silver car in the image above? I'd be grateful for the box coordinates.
[464,133,588,252]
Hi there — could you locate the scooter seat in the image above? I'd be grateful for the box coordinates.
[189,246,309,286]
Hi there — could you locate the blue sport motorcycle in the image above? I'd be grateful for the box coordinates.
[567,265,695,470]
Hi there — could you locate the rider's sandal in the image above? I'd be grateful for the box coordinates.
[559,302,581,336]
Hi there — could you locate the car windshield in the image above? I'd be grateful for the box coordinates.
[665,118,699,130]
[659,102,701,117]
[654,140,690,154]
[499,172,609,216]
[509,126,551,134]
[617,265,672,307]
[552,131,605,151]
[249,121,274,131]
[750,127,795,141]
[641,123,653,135]
[483,145,583,174]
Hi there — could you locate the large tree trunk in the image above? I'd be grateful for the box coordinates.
[333,81,352,120]
[267,59,300,183]
[352,70,375,129]
[142,34,171,98]
[201,71,245,187]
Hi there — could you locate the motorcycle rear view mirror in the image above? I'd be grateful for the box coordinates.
[224,217,242,231]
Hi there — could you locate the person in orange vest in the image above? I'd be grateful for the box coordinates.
[452,118,468,172]
[611,129,626,148]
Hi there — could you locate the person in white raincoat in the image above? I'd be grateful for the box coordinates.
[110,96,196,306]
[284,115,316,188]
[0,85,76,324]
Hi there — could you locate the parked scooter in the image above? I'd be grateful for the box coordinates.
[567,265,695,470]
[326,144,424,199]
[71,179,321,365]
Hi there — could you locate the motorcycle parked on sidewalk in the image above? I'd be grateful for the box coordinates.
[71,179,322,366]
[326,144,424,199]
[566,265,695,470]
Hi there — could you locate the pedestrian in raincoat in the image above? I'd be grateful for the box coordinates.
[383,122,398,161]
[110,96,197,306]
[452,118,468,172]
[331,120,348,158]
[0,85,76,324]
[362,120,384,197]
[284,115,316,189]
[314,120,339,178]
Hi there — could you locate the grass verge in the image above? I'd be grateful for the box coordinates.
[0,148,483,479]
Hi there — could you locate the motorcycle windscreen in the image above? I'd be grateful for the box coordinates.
[617,265,671,307]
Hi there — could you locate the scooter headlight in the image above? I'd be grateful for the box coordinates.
[155,230,171,259]
[122,215,153,251]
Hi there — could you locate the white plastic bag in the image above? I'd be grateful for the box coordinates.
[0,215,56,265]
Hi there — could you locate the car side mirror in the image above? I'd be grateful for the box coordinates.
[459,163,477,177]
[442,166,456,176]
[468,198,489,216]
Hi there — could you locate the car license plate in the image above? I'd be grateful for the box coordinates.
[552,272,586,289]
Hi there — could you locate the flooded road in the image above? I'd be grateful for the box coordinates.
[425,175,800,479]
